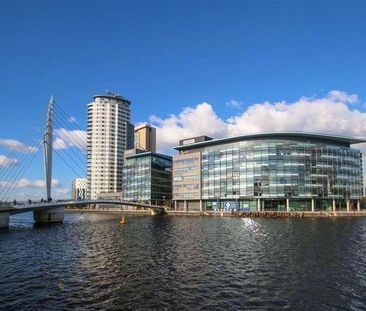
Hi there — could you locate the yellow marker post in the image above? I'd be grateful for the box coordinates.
[120,215,126,224]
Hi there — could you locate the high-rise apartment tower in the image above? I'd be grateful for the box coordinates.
[87,93,133,199]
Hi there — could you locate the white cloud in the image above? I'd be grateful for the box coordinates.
[67,116,77,123]
[327,90,358,104]
[54,128,87,151]
[148,90,366,153]
[1,179,68,201]
[0,155,18,166]
[226,99,242,109]
[0,178,62,189]
[0,139,38,153]
[149,103,228,153]
[54,187,70,195]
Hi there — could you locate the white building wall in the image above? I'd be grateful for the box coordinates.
[87,95,131,200]
[72,178,87,200]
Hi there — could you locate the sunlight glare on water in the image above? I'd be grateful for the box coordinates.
[0,212,365,310]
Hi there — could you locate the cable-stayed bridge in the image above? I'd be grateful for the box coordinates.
[0,97,165,229]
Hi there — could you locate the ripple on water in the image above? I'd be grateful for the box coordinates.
[0,213,366,310]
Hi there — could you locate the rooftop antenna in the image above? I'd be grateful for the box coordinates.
[106,90,121,97]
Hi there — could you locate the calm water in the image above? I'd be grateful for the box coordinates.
[0,212,365,310]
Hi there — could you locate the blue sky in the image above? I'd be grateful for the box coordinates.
[1,0,366,200]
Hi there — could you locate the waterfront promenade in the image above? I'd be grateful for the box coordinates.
[66,206,366,218]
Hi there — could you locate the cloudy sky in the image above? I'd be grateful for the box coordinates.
[1,0,366,200]
[150,90,366,153]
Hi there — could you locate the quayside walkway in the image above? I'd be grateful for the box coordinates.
[208,210,366,218]
[65,207,366,218]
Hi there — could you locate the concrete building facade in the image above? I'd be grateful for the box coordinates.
[71,178,87,200]
[173,151,202,211]
[87,94,132,199]
[173,133,365,212]
[135,124,156,153]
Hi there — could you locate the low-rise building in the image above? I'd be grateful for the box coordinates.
[173,133,365,212]
[122,149,172,205]
[172,136,212,211]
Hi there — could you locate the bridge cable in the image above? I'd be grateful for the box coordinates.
[0,125,42,180]
[0,140,41,202]
[2,141,43,203]
[0,132,43,202]
[54,104,85,134]
[0,126,42,182]
[52,119,87,163]
[52,141,86,176]
[52,146,84,179]
[0,102,87,203]
[52,110,87,177]
[53,115,86,152]
[0,102,46,184]
[0,104,46,176]
[53,106,87,152]
[1,142,42,202]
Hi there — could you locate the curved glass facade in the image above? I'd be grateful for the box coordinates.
[202,139,362,198]
[173,135,364,212]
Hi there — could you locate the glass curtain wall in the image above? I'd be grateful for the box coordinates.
[151,156,172,201]
[123,156,151,202]
[201,139,363,211]
[123,155,172,203]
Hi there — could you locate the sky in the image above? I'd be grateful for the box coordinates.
[1,0,366,200]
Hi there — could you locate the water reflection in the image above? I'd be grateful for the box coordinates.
[0,213,365,310]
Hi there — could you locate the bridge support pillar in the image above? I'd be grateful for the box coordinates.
[33,207,65,224]
[0,213,9,229]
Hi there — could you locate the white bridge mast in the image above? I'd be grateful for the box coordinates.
[44,96,54,202]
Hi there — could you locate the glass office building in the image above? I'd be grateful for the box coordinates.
[122,150,172,205]
[173,133,365,212]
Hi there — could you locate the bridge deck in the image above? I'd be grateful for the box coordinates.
[0,200,165,215]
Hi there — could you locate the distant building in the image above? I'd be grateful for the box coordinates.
[87,93,131,200]
[72,178,87,200]
[135,124,156,153]
[173,136,212,211]
[97,191,123,200]
[173,132,365,212]
[122,149,172,205]
[126,122,135,150]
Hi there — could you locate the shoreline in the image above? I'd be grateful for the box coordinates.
[66,208,366,218]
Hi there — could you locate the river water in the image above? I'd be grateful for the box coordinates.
[0,212,365,310]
